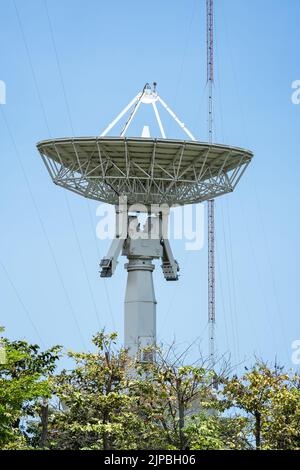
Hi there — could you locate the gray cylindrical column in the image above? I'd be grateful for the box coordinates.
[124,257,156,359]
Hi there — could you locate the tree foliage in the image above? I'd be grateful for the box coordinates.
[1,329,299,451]
[0,329,61,449]
[221,362,300,450]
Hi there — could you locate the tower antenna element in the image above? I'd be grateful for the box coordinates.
[207,0,216,366]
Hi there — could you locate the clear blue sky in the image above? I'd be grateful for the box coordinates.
[0,0,299,371]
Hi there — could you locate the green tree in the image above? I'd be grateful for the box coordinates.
[49,334,221,450]
[4,327,300,451]
[222,361,300,450]
[49,331,165,450]
[131,345,222,450]
[0,329,61,449]
[261,372,300,449]
[184,414,249,450]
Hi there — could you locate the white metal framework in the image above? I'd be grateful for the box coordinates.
[37,137,252,208]
[100,83,196,141]
[37,83,252,210]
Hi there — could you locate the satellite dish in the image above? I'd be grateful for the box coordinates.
[37,137,252,207]
[37,83,253,360]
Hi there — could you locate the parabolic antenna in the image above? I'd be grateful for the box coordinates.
[37,137,252,208]
[37,83,253,360]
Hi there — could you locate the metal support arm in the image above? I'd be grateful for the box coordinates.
[100,238,125,277]
[100,213,179,282]
[161,238,179,281]
[99,83,196,141]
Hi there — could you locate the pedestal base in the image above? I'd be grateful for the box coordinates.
[124,258,156,360]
